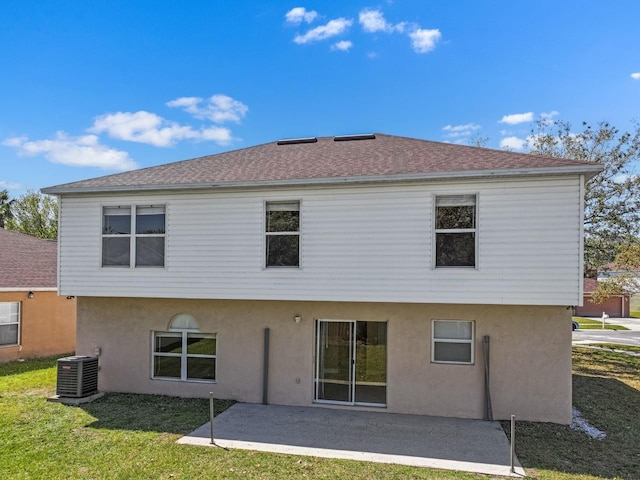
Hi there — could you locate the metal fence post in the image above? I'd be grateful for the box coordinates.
[510,414,516,473]
[209,392,215,445]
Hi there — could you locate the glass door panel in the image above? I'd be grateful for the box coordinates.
[315,320,387,406]
[315,320,354,403]
[354,321,387,405]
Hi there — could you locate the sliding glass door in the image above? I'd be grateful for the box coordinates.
[314,320,387,406]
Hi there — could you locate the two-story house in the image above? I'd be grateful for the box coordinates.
[42,133,601,424]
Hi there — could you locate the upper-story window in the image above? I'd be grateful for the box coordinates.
[265,201,300,268]
[435,195,477,268]
[102,205,166,267]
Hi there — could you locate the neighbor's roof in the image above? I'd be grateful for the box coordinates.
[583,277,599,293]
[0,228,57,289]
[42,133,603,194]
[583,277,632,296]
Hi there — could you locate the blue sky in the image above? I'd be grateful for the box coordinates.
[1,0,639,196]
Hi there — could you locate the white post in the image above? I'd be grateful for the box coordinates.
[601,311,609,329]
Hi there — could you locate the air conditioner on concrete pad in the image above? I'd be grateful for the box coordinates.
[56,356,99,398]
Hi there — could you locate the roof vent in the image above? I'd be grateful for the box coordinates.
[334,134,376,142]
[277,137,318,146]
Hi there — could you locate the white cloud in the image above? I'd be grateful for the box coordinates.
[0,180,23,190]
[540,110,560,120]
[3,132,138,171]
[539,110,560,126]
[614,174,631,184]
[285,7,318,25]
[332,40,353,51]
[408,27,441,53]
[359,9,404,33]
[500,136,527,150]
[294,18,353,44]
[165,96,200,109]
[90,111,233,147]
[167,94,248,123]
[499,112,534,125]
[2,136,28,147]
[442,123,481,138]
[631,72,640,80]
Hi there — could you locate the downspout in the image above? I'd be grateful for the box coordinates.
[483,335,493,421]
[263,328,270,405]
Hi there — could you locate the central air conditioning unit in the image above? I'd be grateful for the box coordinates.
[56,356,99,398]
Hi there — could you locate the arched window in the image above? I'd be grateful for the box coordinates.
[152,313,216,382]
[168,313,199,331]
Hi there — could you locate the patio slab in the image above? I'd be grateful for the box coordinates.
[178,403,525,477]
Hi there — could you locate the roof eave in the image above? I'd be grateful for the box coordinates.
[42,164,603,195]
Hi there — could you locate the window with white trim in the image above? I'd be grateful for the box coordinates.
[102,205,165,267]
[0,302,20,347]
[152,331,217,382]
[265,201,300,267]
[432,320,474,364]
[435,195,477,267]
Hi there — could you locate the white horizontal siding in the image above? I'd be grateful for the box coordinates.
[58,176,582,305]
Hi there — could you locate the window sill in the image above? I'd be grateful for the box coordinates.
[434,266,478,270]
[431,361,475,366]
[151,377,216,384]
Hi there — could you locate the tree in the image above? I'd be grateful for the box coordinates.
[5,191,58,239]
[0,189,13,228]
[591,244,640,304]
[527,120,640,272]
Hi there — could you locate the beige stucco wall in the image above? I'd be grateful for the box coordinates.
[76,297,572,424]
[0,291,76,363]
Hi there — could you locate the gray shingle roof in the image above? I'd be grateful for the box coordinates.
[0,228,57,289]
[42,133,602,194]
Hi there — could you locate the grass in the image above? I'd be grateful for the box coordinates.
[1,349,639,479]
[573,316,629,330]
[630,294,640,318]
[584,343,640,354]
[503,346,640,480]
[0,356,481,480]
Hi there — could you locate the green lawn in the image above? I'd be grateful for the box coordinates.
[630,294,640,318]
[573,316,629,330]
[504,346,640,480]
[1,350,639,479]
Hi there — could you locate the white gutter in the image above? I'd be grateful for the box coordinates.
[42,164,603,195]
[0,288,57,292]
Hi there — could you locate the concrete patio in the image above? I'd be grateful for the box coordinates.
[178,403,525,477]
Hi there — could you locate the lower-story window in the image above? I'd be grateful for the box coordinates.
[152,331,216,382]
[432,319,474,364]
[0,302,20,347]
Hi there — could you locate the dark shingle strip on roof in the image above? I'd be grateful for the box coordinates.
[42,133,603,194]
[0,228,58,289]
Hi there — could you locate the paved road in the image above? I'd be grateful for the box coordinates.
[573,329,640,347]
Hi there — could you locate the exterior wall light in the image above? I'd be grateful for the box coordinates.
[294,315,301,324]
[27,291,34,299]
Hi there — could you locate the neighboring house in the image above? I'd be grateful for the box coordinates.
[42,133,601,424]
[0,228,76,362]
[597,263,640,291]
[575,277,631,318]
